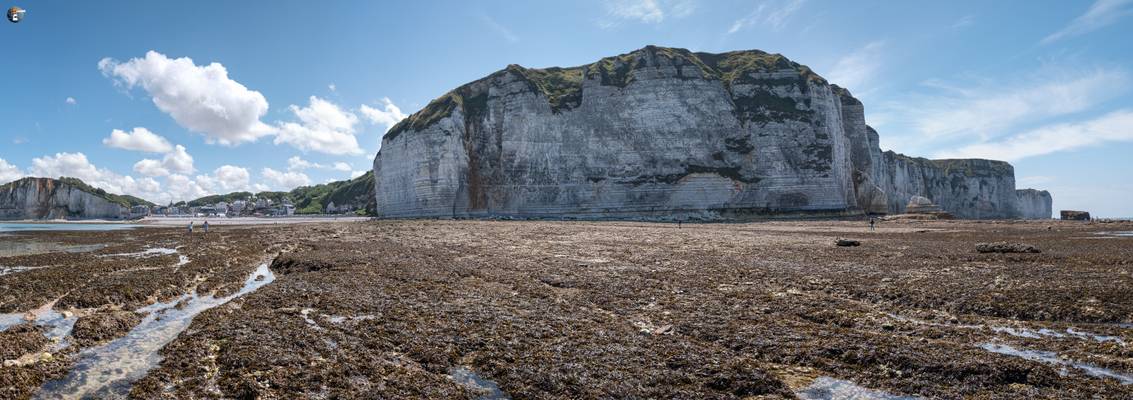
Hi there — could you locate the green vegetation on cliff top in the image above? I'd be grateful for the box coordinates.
[383,45,832,142]
[182,171,376,215]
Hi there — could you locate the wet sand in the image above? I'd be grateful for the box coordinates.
[1,219,1131,398]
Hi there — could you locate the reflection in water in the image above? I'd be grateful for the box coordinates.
[980,343,1133,385]
[0,223,139,232]
[35,263,276,399]
[450,367,509,399]
[797,377,920,400]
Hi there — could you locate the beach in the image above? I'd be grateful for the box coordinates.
[1,218,1131,398]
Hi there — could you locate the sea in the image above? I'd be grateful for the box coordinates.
[0,223,140,233]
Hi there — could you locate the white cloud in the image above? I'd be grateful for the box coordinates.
[274,96,363,155]
[196,165,252,194]
[0,158,24,184]
[600,0,694,27]
[727,0,805,34]
[286,156,351,172]
[481,15,519,43]
[359,97,407,132]
[99,51,274,146]
[350,170,367,179]
[935,110,1133,162]
[1042,0,1133,44]
[328,83,336,92]
[262,167,310,190]
[27,152,163,202]
[102,127,174,153]
[166,174,210,202]
[133,159,169,177]
[162,145,195,174]
[65,97,77,105]
[878,67,1128,144]
[606,0,664,23]
[827,41,885,94]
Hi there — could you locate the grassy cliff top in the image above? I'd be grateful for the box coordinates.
[0,177,155,208]
[884,151,1015,178]
[183,171,375,215]
[383,45,833,142]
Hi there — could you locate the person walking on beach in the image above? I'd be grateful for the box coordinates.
[869,217,876,232]
[203,220,209,233]
[188,221,194,234]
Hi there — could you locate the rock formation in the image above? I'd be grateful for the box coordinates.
[1015,189,1053,219]
[372,46,1049,220]
[0,177,145,220]
[1061,210,1091,221]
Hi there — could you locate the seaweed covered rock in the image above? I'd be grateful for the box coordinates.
[975,242,1041,254]
[71,310,143,347]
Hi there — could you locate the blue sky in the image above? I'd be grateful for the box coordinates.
[1,1,1131,216]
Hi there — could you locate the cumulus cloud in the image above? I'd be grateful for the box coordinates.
[827,41,886,95]
[332,162,351,172]
[65,97,77,105]
[166,174,210,202]
[262,167,311,190]
[358,98,407,132]
[274,96,363,155]
[350,170,367,179]
[27,152,163,202]
[133,159,169,177]
[102,127,174,153]
[0,158,24,184]
[727,0,805,34]
[99,51,274,146]
[161,145,195,174]
[935,110,1133,162]
[1042,0,1133,44]
[195,165,252,194]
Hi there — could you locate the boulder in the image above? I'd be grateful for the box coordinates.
[835,239,861,247]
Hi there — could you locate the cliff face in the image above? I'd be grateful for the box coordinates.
[373,46,1046,220]
[0,178,130,220]
[1016,189,1053,219]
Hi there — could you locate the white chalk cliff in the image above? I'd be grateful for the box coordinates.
[373,46,1050,220]
[0,177,135,220]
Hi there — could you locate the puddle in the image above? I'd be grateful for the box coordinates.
[0,300,79,352]
[797,377,919,400]
[99,247,178,258]
[450,367,509,399]
[35,263,276,399]
[1098,232,1133,237]
[0,241,106,257]
[1,265,37,276]
[888,313,1126,345]
[979,343,1133,385]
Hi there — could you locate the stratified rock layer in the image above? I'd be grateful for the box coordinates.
[0,178,128,220]
[1016,189,1053,220]
[373,46,1047,220]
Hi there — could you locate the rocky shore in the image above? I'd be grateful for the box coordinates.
[1,219,1131,398]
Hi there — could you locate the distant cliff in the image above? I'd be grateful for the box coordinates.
[1016,189,1053,220]
[372,46,1049,220]
[0,177,152,220]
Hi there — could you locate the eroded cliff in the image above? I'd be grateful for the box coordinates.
[373,46,1047,220]
[0,177,142,220]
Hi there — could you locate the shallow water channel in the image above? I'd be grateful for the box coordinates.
[34,263,276,399]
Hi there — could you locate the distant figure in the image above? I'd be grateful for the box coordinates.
[678,219,682,229]
[188,221,194,234]
[203,220,209,233]
[869,217,876,232]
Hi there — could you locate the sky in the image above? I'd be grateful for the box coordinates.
[0,1,1131,216]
